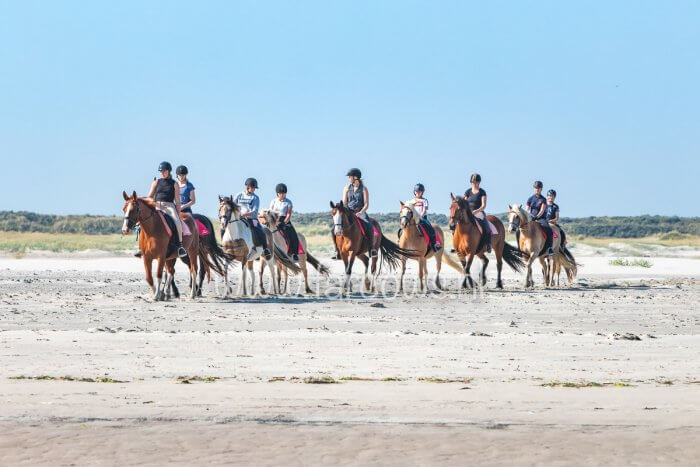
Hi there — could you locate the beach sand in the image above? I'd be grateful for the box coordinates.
[0,253,698,465]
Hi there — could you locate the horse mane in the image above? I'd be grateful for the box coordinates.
[456,196,478,227]
[137,197,156,210]
[221,196,238,210]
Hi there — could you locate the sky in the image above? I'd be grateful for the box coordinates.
[1,0,698,217]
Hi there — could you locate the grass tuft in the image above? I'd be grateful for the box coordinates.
[541,381,634,388]
[609,258,653,268]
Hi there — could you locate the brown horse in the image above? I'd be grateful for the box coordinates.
[330,200,414,293]
[121,191,201,300]
[448,194,524,289]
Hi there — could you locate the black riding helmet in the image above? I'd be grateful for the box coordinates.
[276,183,288,194]
[470,173,481,183]
[534,180,543,189]
[245,177,259,189]
[414,183,425,193]
[547,189,557,197]
[176,165,188,175]
[346,168,362,178]
[158,161,172,172]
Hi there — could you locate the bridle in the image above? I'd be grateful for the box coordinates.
[124,199,154,230]
[400,207,421,234]
[508,210,529,233]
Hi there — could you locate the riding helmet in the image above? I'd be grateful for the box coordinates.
[158,161,172,172]
[176,165,188,175]
[547,189,557,197]
[245,177,259,188]
[346,168,362,178]
[470,173,481,183]
[414,183,425,193]
[533,180,543,189]
[276,183,288,194]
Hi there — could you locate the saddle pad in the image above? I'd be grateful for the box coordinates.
[158,212,173,237]
[279,228,305,255]
[418,224,430,245]
[195,219,210,236]
[355,216,380,238]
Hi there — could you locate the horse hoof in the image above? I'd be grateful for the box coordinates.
[496,280,504,289]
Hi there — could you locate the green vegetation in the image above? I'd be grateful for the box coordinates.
[176,376,220,383]
[0,231,132,256]
[303,376,339,384]
[541,381,634,388]
[8,375,127,383]
[609,258,654,268]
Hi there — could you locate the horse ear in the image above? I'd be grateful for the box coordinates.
[329,201,335,209]
[508,204,512,210]
[399,200,405,207]
[123,191,129,201]
[450,193,456,201]
[219,195,223,202]
[339,200,344,208]
[131,191,137,200]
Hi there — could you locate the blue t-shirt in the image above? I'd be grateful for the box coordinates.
[179,181,195,213]
[544,203,559,222]
[527,194,546,219]
[235,190,260,217]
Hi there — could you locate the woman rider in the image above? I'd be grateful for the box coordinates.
[411,183,441,252]
[146,161,187,258]
[331,168,376,259]
[544,189,564,251]
[463,172,492,253]
[176,165,196,214]
[234,177,272,260]
[521,180,546,247]
[269,183,300,261]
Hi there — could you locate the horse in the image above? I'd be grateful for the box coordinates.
[448,194,524,289]
[397,200,451,293]
[330,200,414,293]
[121,191,201,300]
[506,204,575,287]
[218,196,298,296]
[258,210,330,294]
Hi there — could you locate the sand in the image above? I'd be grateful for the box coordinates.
[0,252,698,465]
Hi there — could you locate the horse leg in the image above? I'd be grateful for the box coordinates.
[268,258,278,294]
[478,253,489,287]
[357,254,370,292]
[259,259,267,295]
[494,242,504,289]
[223,259,231,298]
[344,253,355,293]
[143,256,155,295]
[188,251,198,299]
[301,258,312,294]
[248,261,256,296]
[398,257,406,294]
[155,257,165,301]
[539,257,548,287]
[240,262,248,296]
[197,257,205,296]
[434,251,443,290]
[463,255,476,289]
[370,255,378,293]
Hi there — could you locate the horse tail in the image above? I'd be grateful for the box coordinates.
[502,242,525,272]
[192,214,230,277]
[559,246,579,282]
[379,235,417,272]
[273,245,302,275]
[306,252,330,277]
[441,251,465,273]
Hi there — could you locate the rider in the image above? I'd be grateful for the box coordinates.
[526,181,546,220]
[410,183,441,252]
[176,165,196,214]
[331,168,376,259]
[544,189,565,249]
[463,173,492,253]
[234,178,272,260]
[269,183,300,261]
[146,161,187,258]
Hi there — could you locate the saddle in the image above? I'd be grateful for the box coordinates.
[242,218,265,247]
[538,223,554,257]
[418,221,442,256]
[354,215,380,239]
[278,225,305,255]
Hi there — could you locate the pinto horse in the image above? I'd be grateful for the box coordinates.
[448,194,524,289]
[121,191,201,300]
[330,201,414,293]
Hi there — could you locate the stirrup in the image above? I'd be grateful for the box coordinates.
[433,244,442,252]
[134,251,142,258]
[177,246,187,258]
[292,253,299,261]
[547,247,554,256]
[263,248,272,260]
[370,249,378,258]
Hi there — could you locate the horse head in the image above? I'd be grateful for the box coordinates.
[218,195,239,236]
[259,209,279,229]
[449,193,473,230]
[399,201,416,228]
[121,191,139,234]
[330,200,348,235]
[507,204,528,233]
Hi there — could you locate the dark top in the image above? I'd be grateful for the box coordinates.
[347,182,365,212]
[154,177,175,202]
[179,181,195,213]
[527,194,546,219]
[544,203,559,222]
[464,188,486,212]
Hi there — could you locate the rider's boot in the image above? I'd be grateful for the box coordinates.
[134,251,142,258]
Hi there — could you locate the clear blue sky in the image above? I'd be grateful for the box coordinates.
[1,1,698,217]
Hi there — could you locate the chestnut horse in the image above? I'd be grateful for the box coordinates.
[121,191,201,300]
[448,194,524,289]
[330,200,415,293]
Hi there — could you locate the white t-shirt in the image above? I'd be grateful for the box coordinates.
[413,197,429,219]
[269,197,293,217]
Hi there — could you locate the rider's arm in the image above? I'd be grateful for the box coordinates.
[285,205,293,224]
[550,207,560,224]
[474,194,487,214]
[360,186,369,215]
[342,185,349,205]
[146,179,157,199]
[174,183,182,212]
[182,188,196,210]
[536,202,546,219]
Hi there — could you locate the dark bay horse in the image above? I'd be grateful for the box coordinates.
[330,200,415,293]
[448,194,524,289]
[122,191,201,300]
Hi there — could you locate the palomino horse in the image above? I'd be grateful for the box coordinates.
[448,194,524,289]
[218,196,298,296]
[258,210,330,294]
[330,200,414,293]
[121,191,201,300]
[506,204,576,287]
[507,204,577,287]
[397,201,452,292]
